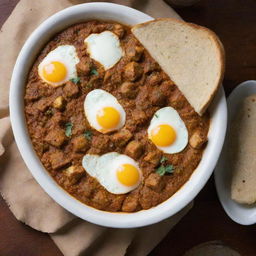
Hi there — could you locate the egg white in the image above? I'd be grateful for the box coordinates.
[148,107,188,154]
[84,31,123,70]
[84,89,126,133]
[38,45,79,87]
[82,152,142,194]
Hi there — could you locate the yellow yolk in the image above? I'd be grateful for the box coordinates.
[42,61,67,83]
[117,164,140,187]
[96,107,120,130]
[150,124,176,147]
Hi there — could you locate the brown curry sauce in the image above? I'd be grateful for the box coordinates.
[24,21,209,212]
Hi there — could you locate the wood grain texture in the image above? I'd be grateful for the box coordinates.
[0,0,18,25]
[1,0,256,255]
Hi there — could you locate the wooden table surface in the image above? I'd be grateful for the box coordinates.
[1,0,256,255]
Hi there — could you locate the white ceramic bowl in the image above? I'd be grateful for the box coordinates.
[9,2,227,228]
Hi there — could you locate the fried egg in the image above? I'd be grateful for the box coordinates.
[38,45,79,87]
[84,89,126,133]
[82,152,142,194]
[84,31,123,70]
[148,107,188,154]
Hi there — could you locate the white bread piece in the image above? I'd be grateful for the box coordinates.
[131,18,225,115]
[230,95,256,204]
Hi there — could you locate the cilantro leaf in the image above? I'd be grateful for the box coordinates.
[156,164,174,176]
[90,69,98,76]
[156,166,166,176]
[70,77,80,84]
[84,130,92,140]
[65,122,73,137]
[160,156,167,163]
[165,165,174,174]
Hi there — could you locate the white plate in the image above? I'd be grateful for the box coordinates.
[214,80,256,225]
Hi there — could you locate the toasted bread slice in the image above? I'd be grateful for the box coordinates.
[131,18,225,115]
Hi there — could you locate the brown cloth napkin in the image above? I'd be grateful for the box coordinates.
[0,0,192,255]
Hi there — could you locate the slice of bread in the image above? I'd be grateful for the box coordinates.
[230,95,256,204]
[131,18,225,115]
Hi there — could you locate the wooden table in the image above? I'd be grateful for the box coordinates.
[1,0,256,255]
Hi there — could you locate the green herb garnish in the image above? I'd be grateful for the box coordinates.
[156,164,174,176]
[45,108,53,116]
[84,130,92,140]
[90,69,98,76]
[70,77,80,84]
[65,122,73,137]
[160,156,168,164]
[154,113,159,118]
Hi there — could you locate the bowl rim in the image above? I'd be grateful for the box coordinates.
[9,2,227,228]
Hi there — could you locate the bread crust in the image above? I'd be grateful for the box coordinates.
[131,18,225,115]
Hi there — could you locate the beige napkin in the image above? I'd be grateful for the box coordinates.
[0,0,192,255]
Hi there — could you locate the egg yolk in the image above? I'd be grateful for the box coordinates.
[150,124,176,147]
[96,107,120,130]
[42,61,67,83]
[117,164,140,187]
